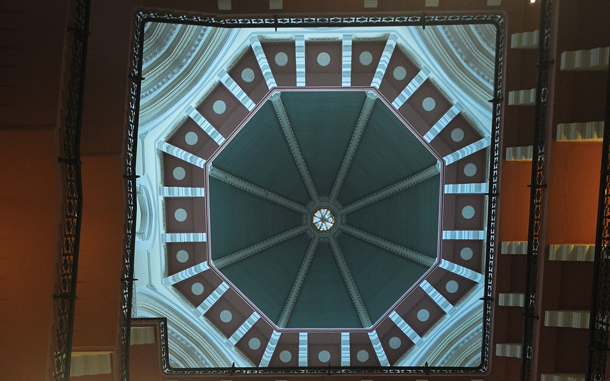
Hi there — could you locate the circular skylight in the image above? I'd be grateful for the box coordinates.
[313,208,335,231]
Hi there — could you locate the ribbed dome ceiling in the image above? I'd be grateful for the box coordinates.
[209,91,441,329]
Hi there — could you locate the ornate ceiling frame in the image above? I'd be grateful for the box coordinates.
[121,10,504,378]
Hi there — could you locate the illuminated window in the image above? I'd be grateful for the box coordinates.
[313,208,335,231]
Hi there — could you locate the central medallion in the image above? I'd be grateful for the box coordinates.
[313,208,335,231]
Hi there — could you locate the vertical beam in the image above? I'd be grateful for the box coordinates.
[295,35,306,87]
[271,93,319,202]
[219,72,255,111]
[368,331,390,366]
[163,262,209,286]
[209,166,307,214]
[196,282,229,315]
[340,164,440,214]
[213,226,308,269]
[250,35,277,89]
[392,66,431,109]
[342,34,353,87]
[521,0,554,378]
[278,237,320,327]
[187,106,225,145]
[299,332,308,366]
[228,312,260,346]
[330,92,377,202]
[329,237,372,328]
[371,34,398,89]
[259,331,281,367]
[156,140,206,168]
[586,10,610,381]
[423,103,463,143]
[341,225,436,266]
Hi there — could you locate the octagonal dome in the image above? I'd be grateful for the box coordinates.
[207,90,441,329]
[133,17,500,370]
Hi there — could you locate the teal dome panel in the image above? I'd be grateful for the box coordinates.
[337,233,430,323]
[287,242,362,328]
[212,102,311,205]
[347,175,440,258]
[338,99,438,206]
[219,233,311,323]
[282,91,365,197]
[209,178,304,258]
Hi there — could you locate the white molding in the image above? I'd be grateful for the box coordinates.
[341,332,350,366]
[342,34,352,87]
[298,332,308,366]
[130,326,156,345]
[501,241,527,255]
[368,331,390,366]
[510,30,539,49]
[548,244,594,261]
[219,72,255,111]
[250,35,277,89]
[159,186,205,197]
[163,233,206,243]
[508,88,536,106]
[188,106,226,145]
[505,145,533,161]
[71,352,113,376]
[439,259,484,283]
[424,102,462,143]
[544,310,590,329]
[444,183,488,194]
[392,66,431,109]
[371,34,398,89]
[442,230,486,240]
[561,46,609,71]
[421,280,454,315]
[217,0,231,10]
[497,293,525,307]
[389,311,422,345]
[364,0,378,8]
[295,35,306,86]
[228,312,260,346]
[495,343,521,358]
[163,262,210,286]
[443,137,490,165]
[556,121,604,141]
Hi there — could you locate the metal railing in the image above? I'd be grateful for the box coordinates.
[586,46,610,381]
[51,0,91,379]
[520,0,554,380]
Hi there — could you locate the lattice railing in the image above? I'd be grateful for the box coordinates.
[520,0,554,380]
[51,0,90,379]
[586,44,610,381]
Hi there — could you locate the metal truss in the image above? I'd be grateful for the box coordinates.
[51,0,90,379]
[520,0,554,379]
[586,39,610,381]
